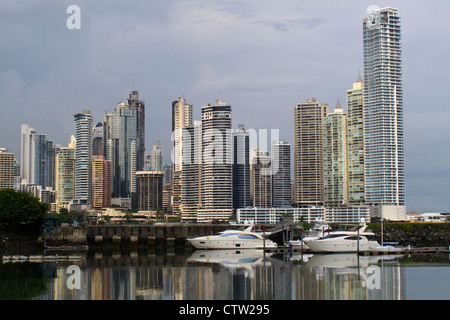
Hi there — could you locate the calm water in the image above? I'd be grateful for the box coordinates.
[1,248,449,300]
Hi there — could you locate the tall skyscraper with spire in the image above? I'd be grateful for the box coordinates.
[126,91,145,171]
[323,99,348,206]
[363,8,406,217]
[103,102,139,201]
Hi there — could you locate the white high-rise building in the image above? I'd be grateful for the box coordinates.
[74,110,93,204]
[323,101,348,206]
[363,7,406,219]
[20,124,56,189]
[363,8,405,203]
[197,100,233,222]
[149,140,164,171]
[172,97,193,216]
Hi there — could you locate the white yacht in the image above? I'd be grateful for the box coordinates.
[286,221,331,249]
[187,225,278,250]
[304,223,380,253]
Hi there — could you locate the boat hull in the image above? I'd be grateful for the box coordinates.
[305,239,379,253]
[187,238,277,250]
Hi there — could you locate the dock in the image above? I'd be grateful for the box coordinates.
[263,246,450,256]
[2,255,84,263]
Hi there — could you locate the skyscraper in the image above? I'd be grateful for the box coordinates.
[172,97,193,216]
[251,150,272,208]
[347,73,365,204]
[74,110,93,204]
[136,171,164,211]
[55,136,76,207]
[232,125,251,210]
[323,100,348,206]
[149,141,164,171]
[20,124,56,189]
[198,100,233,222]
[92,155,112,210]
[92,122,104,156]
[272,140,292,207]
[294,98,329,206]
[363,8,405,211]
[126,91,145,172]
[0,148,14,190]
[181,120,202,221]
[103,102,139,201]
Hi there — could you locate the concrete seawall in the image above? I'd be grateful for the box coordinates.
[43,223,450,248]
[44,224,247,247]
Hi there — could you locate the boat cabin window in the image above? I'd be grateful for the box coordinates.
[344,236,363,241]
[218,233,238,238]
[320,234,346,240]
[237,234,259,240]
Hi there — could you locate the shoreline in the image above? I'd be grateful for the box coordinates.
[1,222,449,256]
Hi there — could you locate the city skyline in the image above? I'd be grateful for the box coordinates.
[1,1,449,213]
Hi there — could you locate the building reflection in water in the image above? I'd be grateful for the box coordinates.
[34,249,406,300]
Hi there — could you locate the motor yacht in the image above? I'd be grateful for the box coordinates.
[304,223,380,253]
[286,221,331,249]
[187,225,278,249]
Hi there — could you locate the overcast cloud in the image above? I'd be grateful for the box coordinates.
[1,0,449,213]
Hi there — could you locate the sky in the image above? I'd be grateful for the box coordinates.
[1,0,449,213]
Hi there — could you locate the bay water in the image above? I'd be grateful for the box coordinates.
[1,248,449,300]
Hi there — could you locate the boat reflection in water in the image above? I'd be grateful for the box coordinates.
[187,249,271,278]
[19,248,414,300]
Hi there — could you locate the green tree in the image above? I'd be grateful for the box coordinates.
[0,189,48,227]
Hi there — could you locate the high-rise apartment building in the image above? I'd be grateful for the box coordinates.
[74,110,93,204]
[162,164,173,186]
[172,97,193,216]
[126,91,145,172]
[232,125,251,210]
[363,8,405,211]
[92,155,112,210]
[347,73,365,204]
[323,101,348,206]
[0,148,15,190]
[103,102,139,201]
[198,100,233,222]
[294,98,329,206]
[272,140,292,207]
[92,122,104,157]
[251,150,272,208]
[20,124,56,189]
[55,136,76,206]
[149,141,164,171]
[181,121,202,221]
[136,171,164,211]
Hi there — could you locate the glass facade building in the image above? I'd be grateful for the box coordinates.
[103,103,139,200]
